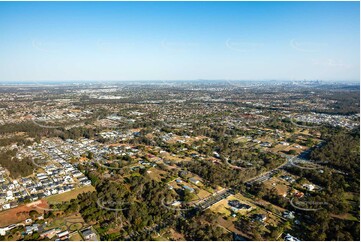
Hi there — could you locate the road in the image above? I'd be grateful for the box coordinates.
[196,189,233,211]
[245,154,294,185]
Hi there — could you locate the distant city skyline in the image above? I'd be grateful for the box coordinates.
[0,1,359,82]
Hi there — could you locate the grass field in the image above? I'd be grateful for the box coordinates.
[196,189,211,200]
[45,213,86,233]
[263,177,289,197]
[331,213,359,221]
[146,167,167,181]
[70,231,83,241]
[45,186,95,204]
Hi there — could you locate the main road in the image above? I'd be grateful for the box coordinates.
[245,154,294,185]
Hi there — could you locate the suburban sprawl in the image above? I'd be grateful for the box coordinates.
[0,80,359,241]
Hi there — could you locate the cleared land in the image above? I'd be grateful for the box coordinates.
[0,200,49,227]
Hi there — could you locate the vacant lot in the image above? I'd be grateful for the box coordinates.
[146,167,167,182]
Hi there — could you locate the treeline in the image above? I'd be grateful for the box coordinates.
[0,137,34,147]
[310,128,360,179]
[177,212,232,240]
[181,159,255,189]
[0,120,103,142]
[0,121,54,139]
[48,173,232,240]
[57,126,101,140]
[298,209,359,241]
[54,175,178,240]
[0,149,35,178]
[235,212,291,241]
[321,91,360,115]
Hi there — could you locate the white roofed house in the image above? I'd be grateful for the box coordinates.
[44,190,51,196]
[284,233,300,241]
[13,179,20,187]
[65,166,75,173]
[30,194,39,201]
[21,178,33,185]
[51,188,58,195]
[81,228,98,241]
[80,179,91,186]
[302,184,315,191]
[189,178,200,185]
[29,187,37,194]
[8,184,15,190]
[63,176,74,184]
[183,185,195,193]
[25,224,39,235]
[57,230,69,240]
[57,187,65,194]
[2,203,10,210]
[37,174,48,181]
[77,176,88,182]
[283,211,295,220]
[6,191,14,201]
[72,170,83,178]
[252,213,267,223]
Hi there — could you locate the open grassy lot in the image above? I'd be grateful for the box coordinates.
[168,179,212,202]
[46,213,85,229]
[331,212,359,221]
[215,216,250,240]
[209,198,232,216]
[146,167,167,182]
[69,231,83,241]
[45,185,95,204]
[196,189,212,200]
[263,177,289,197]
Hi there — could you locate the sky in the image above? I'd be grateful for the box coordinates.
[0,1,359,82]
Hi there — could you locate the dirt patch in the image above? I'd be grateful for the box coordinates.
[0,199,49,227]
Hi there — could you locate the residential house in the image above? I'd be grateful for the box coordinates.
[189,178,200,185]
[81,228,97,241]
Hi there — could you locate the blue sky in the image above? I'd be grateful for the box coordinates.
[0,1,359,82]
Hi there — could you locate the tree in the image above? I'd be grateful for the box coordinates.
[29,210,39,219]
